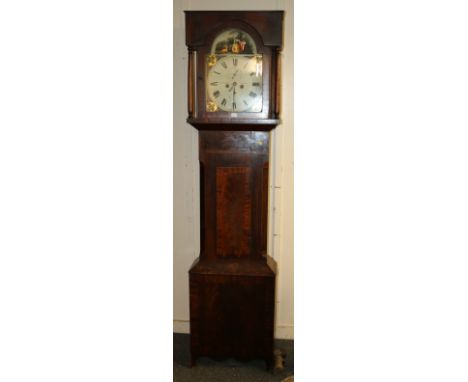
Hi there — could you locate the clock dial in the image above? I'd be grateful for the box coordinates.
[206,55,263,113]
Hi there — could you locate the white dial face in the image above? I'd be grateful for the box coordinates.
[206,55,263,113]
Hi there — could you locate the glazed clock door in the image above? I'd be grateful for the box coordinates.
[185,11,283,127]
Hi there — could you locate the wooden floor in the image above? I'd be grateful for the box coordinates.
[173,333,294,382]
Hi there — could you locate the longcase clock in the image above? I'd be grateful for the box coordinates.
[184,10,284,369]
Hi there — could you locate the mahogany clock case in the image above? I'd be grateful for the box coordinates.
[184,11,284,369]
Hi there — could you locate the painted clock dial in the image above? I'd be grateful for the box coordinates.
[206,54,263,112]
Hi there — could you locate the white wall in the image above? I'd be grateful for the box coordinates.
[173,0,294,339]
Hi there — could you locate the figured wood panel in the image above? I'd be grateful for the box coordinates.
[216,167,252,257]
[199,131,269,259]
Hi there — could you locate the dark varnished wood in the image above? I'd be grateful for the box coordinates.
[185,11,283,47]
[186,118,281,131]
[185,11,283,128]
[190,129,275,368]
[190,256,277,277]
[187,49,195,117]
[185,11,283,370]
[261,162,269,253]
[216,166,252,257]
[272,48,281,118]
[189,256,276,367]
[199,131,269,260]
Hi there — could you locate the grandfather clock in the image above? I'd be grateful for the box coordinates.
[185,10,283,369]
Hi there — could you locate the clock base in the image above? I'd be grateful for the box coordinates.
[189,256,276,370]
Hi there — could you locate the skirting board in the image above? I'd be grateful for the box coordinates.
[173,319,294,340]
